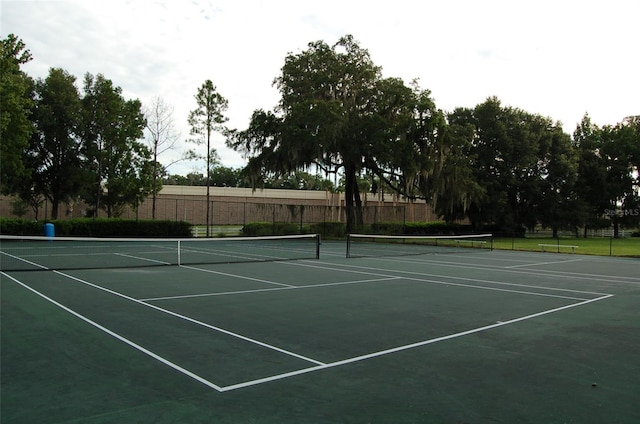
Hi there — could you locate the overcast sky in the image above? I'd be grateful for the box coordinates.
[2,0,638,175]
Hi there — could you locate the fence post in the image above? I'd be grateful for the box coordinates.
[610,236,613,256]
[210,199,214,236]
[403,205,406,234]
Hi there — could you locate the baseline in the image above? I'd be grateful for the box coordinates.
[218,293,613,392]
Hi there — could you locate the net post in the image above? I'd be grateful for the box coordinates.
[315,234,321,259]
[346,234,351,258]
[177,239,181,266]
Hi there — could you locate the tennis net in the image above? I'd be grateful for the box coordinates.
[346,233,493,258]
[0,234,321,272]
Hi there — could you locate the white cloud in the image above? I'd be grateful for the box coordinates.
[2,0,639,175]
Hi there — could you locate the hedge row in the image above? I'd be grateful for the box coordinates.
[241,221,347,237]
[0,218,192,237]
[370,221,475,235]
[241,222,307,236]
[240,221,474,238]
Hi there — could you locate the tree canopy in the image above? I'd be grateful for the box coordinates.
[1,34,156,219]
[228,35,454,231]
[2,33,638,235]
[228,35,638,234]
[1,34,34,191]
[81,73,151,217]
[574,114,640,236]
[28,67,85,219]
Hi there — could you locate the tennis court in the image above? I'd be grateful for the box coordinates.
[1,235,639,423]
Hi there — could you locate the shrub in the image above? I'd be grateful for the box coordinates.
[0,218,192,237]
[370,221,475,235]
[242,222,308,236]
[370,222,405,235]
[309,222,346,238]
[0,218,43,235]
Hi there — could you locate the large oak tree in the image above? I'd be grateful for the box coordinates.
[450,97,579,233]
[228,35,455,231]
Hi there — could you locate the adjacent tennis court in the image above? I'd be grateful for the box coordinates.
[1,235,639,423]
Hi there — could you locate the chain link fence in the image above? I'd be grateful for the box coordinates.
[124,197,414,227]
[1,193,439,228]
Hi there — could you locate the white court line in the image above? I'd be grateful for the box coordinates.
[346,255,639,286]
[178,240,314,263]
[488,249,639,264]
[0,251,49,270]
[52,270,325,366]
[141,276,401,302]
[180,246,277,262]
[1,271,224,392]
[499,263,640,283]
[179,264,295,287]
[115,253,172,265]
[286,260,607,298]
[2,268,615,393]
[142,286,293,301]
[151,258,594,303]
[401,276,591,301]
[505,258,584,268]
[219,293,614,392]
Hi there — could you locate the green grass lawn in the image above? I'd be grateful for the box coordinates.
[493,236,640,257]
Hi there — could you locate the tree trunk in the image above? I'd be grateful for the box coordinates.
[354,177,363,228]
[344,163,356,233]
[206,131,211,237]
[51,195,59,220]
[152,187,157,220]
[152,157,157,220]
[613,218,620,238]
[95,175,101,218]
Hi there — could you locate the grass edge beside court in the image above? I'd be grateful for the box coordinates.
[492,236,640,257]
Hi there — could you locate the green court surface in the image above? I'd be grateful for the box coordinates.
[1,240,639,423]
